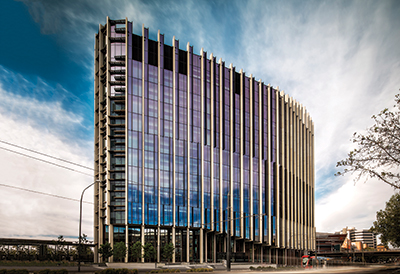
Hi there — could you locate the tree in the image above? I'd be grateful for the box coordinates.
[162,243,174,263]
[336,93,400,189]
[98,242,113,262]
[143,242,156,262]
[54,235,67,260]
[78,234,91,259]
[130,241,143,262]
[113,242,127,262]
[370,193,400,247]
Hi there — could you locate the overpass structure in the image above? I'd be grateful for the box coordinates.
[318,250,400,263]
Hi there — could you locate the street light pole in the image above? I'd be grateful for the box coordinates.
[78,181,97,272]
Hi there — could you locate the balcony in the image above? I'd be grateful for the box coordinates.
[109,81,125,86]
[114,55,125,61]
[110,19,125,25]
[109,123,126,128]
[109,94,125,100]
[109,114,125,119]
[110,69,125,75]
[115,27,126,34]
[110,37,125,43]
[114,75,125,81]
[109,61,125,67]
[114,87,125,93]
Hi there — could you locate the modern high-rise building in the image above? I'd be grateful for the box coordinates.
[94,17,315,264]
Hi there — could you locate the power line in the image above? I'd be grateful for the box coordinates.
[0,146,93,177]
[0,183,93,205]
[0,139,93,171]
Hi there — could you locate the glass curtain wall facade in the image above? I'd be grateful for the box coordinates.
[94,17,315,264]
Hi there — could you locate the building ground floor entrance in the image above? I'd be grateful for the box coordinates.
[96,225,308,265]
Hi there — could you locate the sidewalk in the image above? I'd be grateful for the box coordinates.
[101,262,386,273]
[0,262,392,274]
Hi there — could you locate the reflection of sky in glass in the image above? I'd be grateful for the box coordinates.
[115,26,313,246]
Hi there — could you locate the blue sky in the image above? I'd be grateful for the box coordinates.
[0,0,399,240]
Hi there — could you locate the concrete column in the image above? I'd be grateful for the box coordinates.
[109,224,114,262]
[157,226,161,263]
[172,227,176,263]
[204,231,208,263]
[187,228,190,263]
[252,242,254,263]
[125,225,129,262]
[141,225,145,263]
[213,233,217,263]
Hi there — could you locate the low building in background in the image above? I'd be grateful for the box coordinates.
[350,229,377,249]
[377,245,387,251]
[316,232,347,253]
[338,227,377,250]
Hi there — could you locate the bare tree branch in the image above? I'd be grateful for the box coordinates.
[336,92,400,189]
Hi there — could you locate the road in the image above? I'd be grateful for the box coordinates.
[2,263,400,274]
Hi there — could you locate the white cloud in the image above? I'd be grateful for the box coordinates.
[236,0,400,232]
[0,66,90,142]
[11,0,400,237]
[316,175,395,232]
[0,112,94,240]
[0,69,93,240]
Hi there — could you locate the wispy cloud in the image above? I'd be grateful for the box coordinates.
[0,64,93,239]
[0,65,91,142]
[316,175,395,232]
[234,0,400,231]
[8,0,400,237]
[0,110,93,239]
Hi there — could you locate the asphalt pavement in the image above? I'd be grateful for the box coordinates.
[1,263,399,274]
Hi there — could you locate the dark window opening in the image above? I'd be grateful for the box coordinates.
[234,71,240,95]
[164,45,173,71]
[148,39,158,67]
[132,34,142,62]
[179,49,187,75]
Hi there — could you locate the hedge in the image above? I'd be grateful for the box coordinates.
[186,268,213,272]
[0,270,29,274]
[33,269,68,274]
[96,268,138,274]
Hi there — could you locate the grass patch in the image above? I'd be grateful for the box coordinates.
[149,270,180,273]
[249,266,298,272]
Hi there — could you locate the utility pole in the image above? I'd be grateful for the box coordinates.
[78,181,97,272]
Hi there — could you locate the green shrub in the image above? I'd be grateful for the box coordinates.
[0,261,76,267]
[33,269,68,274]
[249,266,277,271]
[96,269,138,274]
[187,269,212,273]
[0,270,29,274]
[53,270,68,274]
